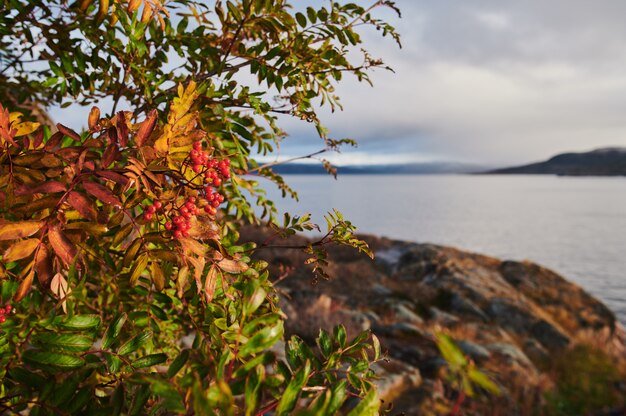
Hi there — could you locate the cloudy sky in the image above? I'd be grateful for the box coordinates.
[49,1,626,167]
[277,0,626,166]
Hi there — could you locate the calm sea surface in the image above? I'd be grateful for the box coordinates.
[260,174,626,323]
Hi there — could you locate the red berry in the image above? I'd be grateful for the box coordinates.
[153,201,162,209]
[4,305,10,314]
[146,205,156,214]
[182,230,190,238]
[193,141,202,151]
[164,222,173,230]
[173,216,183,224]
[212,200,220,208]
[143,212,153,221]
[0,316,5,323]
[173,230,183,239]
[213,178,222,186]
[192,164,203,174]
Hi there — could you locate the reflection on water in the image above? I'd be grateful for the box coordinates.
[259,174,626,323]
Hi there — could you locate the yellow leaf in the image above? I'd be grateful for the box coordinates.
[0,221,44,241]
[168,81,198,124]
[14,121,40,137]
[4,238,39,262]
[218,258,249,274]
[9,112,22,123]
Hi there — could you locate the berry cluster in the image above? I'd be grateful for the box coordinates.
[0,304,12,324]
[139,142,231,240]
[189,141,231,186]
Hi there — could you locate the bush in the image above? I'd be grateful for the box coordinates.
[0,1,401,414]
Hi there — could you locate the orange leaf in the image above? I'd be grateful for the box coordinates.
[67,191,97,221]
[0,221,44,241]
[136,109,158,146]
[14,267,34,302]
[34,244,53,285]
[4,238,39,262]
[217,258,249,274]
[88,106,100,130]
[82,181,122,208]
[204,265,218,303]
[56,123,81,141]
[48,225,78,266]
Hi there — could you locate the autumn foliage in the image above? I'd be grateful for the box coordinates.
[0,0,401,414]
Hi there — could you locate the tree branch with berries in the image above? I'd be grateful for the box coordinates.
[0,0,401,414]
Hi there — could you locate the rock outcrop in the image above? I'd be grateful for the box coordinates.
[241,227,626,414]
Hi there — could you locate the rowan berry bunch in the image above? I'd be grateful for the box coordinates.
[188,141,231,186]
[0,304,13,324]
[139,141,231,239]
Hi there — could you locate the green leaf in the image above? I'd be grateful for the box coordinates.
[244,365,264,416]
[435,332,467,369]
[133,353,167,368]
[168,349,190,378]
[295,12,307,27]
[55,315,101,330]
[239,320,283,357]
[118,330,152,355]
[22,350,85,371]
[276,360,311,415]
[8,367,46,389]
[317,329,332,358]
[346,387,380,416]
[328,379,348,414]
[468,368,500,395]
[333,324,347,348]
[102,312,128,349]
[33,333,94,352]
[372,334,381,361]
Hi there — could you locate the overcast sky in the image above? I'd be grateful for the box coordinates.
[278,0,626,166]
[50,1,626,166]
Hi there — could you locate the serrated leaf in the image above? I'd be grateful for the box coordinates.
[103,312,128,349]
[33,333,93,352]
[56,314,101,330]
[4,238,39,262]
[129,253,148,285]
[0,221,44,241]
[133,353,167,368]
[67,191,97,221]
[22,350,85,370]
[48,225,78,267]
[83,181,122,208]
[118,330,152,355]
[14,267,34,302]
[136,109,157,146]
[218,258,249,274]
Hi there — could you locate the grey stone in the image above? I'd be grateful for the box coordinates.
[531,319,570,350]
[429,307,459,326]
[450,294,489,322]
[457,340,491,362]
[486,343,533,367]
[390,303,424,325]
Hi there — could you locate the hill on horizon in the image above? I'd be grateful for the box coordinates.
[484,147,626,176]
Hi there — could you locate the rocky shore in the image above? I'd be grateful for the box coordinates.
[242,228,626,415]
